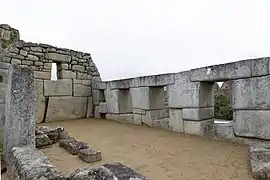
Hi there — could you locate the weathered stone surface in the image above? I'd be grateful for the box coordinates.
[35,133,52,148]
[59,70,76,79]
[59,138,88,155]
[168,72,213,108]
[10,146,66,179]
[44,79,72,96]
[4,65,35,164]
[169,109,184,133]
[212,120,235,139]
[184,119,214,136]
[27,54,39,61]
[86,97,93,118]
[251,57,269,77]
[34,71,50,80]
[182,107,214,121]
[234,110,270,140]
[69,162,148,180]
[34,79,45,123]
[78,148,102,163]
[73,83,91,96]
[45,52,71,62]
[249,145,270,179]
[36,126,70,142]
[46,96,87,122]
[98,102,107,113]
[190,59,252,81]
[77,72,91,80]
[11,58,21,64]
[232,76,270,109]
[72,65,85,72]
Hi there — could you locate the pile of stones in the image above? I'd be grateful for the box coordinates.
[35,125,102,163]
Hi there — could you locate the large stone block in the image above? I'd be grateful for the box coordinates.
[169,109,184,133]
[99,102,107,113]
[86,97,93,118]
[45,52,71,63]
[34,80,46,123]
[0,69,9,84]
[104,89,120,113]
[59,70,76,79]
[184,119,214,136]
[34,71,51,80]
[234,110,270,140]
[212,120,234,139]
[10,146,66,179]
[251,57,269,77]
[44,79,72,96]
[4,65,35,164]
[73,83,91,96]
[141,109,165,127]
[168,72,214,108]
[118,89,133,113]
[130,87,150,109]
[190,59,252,81]
[232,76,270,109]
[182,107,214,120]
[45,96,87,122]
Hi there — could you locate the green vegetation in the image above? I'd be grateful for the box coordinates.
[214,89,233,120]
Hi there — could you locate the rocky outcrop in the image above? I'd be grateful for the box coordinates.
[69,162,149,180]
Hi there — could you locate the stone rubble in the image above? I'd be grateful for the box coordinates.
[69,162,149,180]
[78,148,102,163]
[59,137,89,155]
[249,145,270,180]
[9,146,67,180]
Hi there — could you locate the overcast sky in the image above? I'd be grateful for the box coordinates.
[1,0,270,81]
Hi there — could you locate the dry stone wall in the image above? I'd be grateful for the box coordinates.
[94,57,270,143]
[0,24,101,123]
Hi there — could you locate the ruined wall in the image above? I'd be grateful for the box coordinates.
[94,57,270,142]
[0,24,101,123]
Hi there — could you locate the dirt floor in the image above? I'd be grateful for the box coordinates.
[40,118,254,180]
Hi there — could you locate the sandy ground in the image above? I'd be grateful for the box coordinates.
[38,118,254,180]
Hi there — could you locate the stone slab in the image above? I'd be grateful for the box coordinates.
[183,119,214,136]
[44,79,72,96]
[212,121,235,139]
[232,76,270,109]
[190,59,252,82]
[234,110,270,140]
[59,138,88,155]
[45,52,71,63]
[73,83,91,96]
[45,96,87,122]
[86,97,93,118]
[10,146,66,179]
[78,148,102,163]
[4,64,35,164]
[59,70,76,79]
[182,107,214,120]
[169,109,184,133]
[35,134,52,148]
[104,89,120,113]
[99,102,107,113]
[130,87,150,109]
[251,57,269,77]
[168,72,203,108]
[34,79,45,123]
[34,71,51,80]
[108,73,175,89]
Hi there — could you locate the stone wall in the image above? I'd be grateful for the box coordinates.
[0,24,101,123]
[94,57,270,141]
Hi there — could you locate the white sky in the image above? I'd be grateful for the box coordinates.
[1,0,270,81]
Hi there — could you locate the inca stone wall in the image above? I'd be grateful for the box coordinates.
[0,24,101,123]
[94,57,270,142]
